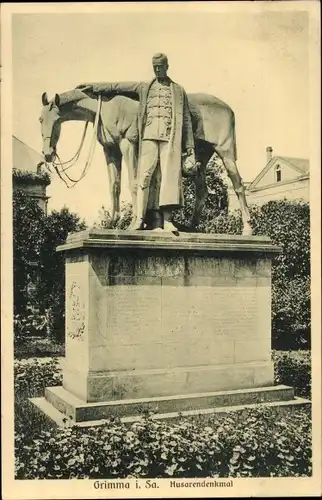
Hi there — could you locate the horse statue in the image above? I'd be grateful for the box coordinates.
[39,88,252,234]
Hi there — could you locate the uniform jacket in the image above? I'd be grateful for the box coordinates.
[84,79,195,207]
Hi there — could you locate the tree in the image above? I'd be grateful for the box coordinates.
[205,200,310,348]
[13,191,46,314]
[36,207,87,340]
[13,190,86,341]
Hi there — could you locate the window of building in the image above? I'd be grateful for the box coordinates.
[275,164,281,182]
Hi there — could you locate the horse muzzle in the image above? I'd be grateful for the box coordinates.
[43,150,56,163]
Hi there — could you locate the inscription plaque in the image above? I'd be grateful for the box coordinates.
[67,280,86,341]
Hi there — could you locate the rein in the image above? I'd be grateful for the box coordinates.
[55,122,89,170]
[51,94,102,189]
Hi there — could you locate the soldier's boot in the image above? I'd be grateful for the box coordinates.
[163,210,179,234]
[128,187,150,230]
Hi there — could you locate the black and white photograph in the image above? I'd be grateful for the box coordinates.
[1,1,321,498]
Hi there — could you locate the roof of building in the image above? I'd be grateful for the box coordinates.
[277,156,309,174]
[247,154,310,191]
[13,136,43,173]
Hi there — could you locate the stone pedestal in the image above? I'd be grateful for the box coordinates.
[32,230,309,424]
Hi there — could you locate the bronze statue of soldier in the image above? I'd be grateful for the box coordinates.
[77,53,198,232]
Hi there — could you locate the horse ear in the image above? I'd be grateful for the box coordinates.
[54,93,60,107]
[42,92,49,106]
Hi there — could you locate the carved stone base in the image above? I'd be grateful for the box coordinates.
[34,229,287,425]
[62,361,274,403]
[30,384,310,427]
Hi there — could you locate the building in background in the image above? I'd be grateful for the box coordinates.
[13,135,50,214]
[227,146,310,212]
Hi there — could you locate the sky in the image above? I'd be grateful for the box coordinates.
[12,4,311,225]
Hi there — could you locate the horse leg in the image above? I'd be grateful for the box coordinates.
[191,163,208,228]
[119,138,137,221]
[221,156,252,235]
[103,147,121,226]
[191,142,212,228]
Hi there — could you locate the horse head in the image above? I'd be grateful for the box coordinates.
[39,92,61,163]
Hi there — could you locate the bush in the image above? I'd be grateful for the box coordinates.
[14,356,311,479]
[94,202,133,230]
[14,337,65,360]
[14,358,63,438]
[14,358,62,398]
[273,350,311,399]
[14,308,48,343]
[15,406,311,479]
[15,350,311,403]
[206,201,310,280]
[272,276,310,349]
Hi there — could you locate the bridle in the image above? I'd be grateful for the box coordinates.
[46,94,102,189]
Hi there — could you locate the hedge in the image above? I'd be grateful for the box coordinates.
[13,168,51,185]
[14,351,311,404]
[273,350,311,399]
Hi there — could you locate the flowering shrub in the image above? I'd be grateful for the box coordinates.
[15,407,311,479]
[14,354,311,479]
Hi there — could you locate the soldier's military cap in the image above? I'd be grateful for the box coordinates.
[152,53,168,65]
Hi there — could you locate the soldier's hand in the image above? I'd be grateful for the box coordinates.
[182,155,200,178]
[76,83,97,93]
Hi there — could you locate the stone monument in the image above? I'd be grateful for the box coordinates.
[32,229,308,425]
[33,55,309,425]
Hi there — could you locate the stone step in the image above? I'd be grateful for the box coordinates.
[30,394,310,429]
[42,384,295,423]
